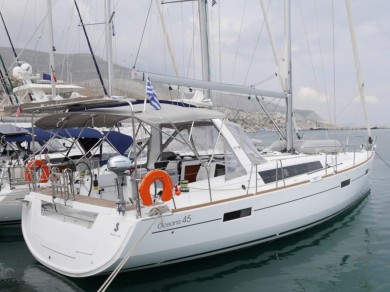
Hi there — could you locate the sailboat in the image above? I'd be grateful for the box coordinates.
[0,115,134,225]
[0,0,112,226]
[20,0,375,278]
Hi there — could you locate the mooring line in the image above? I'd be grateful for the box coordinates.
[98,216,159,292]
[375,151,390,168]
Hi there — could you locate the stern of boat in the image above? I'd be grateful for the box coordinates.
[21,192,138,277]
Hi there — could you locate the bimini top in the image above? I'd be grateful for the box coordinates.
[1,97,129,116]
[0,124,38,143]
[34,111,129,130]
[132,104,225,125]
[34,104,226,129]
[0,124,30,136]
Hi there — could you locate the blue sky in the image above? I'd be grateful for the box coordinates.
[0,0,388,126]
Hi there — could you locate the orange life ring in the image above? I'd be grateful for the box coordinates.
[138,169,173,206]
[24,160,50,183]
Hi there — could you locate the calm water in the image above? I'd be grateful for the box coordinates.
[1,129,389,292]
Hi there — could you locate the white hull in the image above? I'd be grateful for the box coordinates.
[21,151,374,277]
[0,201,23,225]
[0,188,29,225]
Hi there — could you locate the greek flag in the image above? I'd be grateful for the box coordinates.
[146,77,161,110]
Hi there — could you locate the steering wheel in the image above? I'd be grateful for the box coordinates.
[73,161,93,196]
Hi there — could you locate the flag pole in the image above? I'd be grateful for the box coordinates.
[143,75,148,113]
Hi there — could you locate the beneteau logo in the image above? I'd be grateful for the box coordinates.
[110,223,121,238]
[114,223,119,232]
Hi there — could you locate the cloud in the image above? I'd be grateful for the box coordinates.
[296,86,328,103]
[352,94,378,104]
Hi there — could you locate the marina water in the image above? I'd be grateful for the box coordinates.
[1,129,389,291]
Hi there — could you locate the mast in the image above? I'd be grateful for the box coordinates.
[47,0,56,99]
[285,0,293,151]
[0,11,20,104]
[105,0,114,96]
[198,0,211,99]
[74,0,108,96]
[0,11,18,61]
[345,0,372,142]
[0,53,14,104]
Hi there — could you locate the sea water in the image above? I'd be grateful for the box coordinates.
[1,129,389,292]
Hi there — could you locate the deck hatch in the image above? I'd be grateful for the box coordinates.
[223,208,252,222]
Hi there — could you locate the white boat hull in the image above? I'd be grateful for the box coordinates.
[21,153,374,277]
[0,190,28,225]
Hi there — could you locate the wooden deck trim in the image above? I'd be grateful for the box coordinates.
[35,187,136,210]
[172,193,254,213]
[333,155,373,174]
[322,153,373,178]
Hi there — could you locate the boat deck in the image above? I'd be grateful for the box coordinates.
[35,187,137,210]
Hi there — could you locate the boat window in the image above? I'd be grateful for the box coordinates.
[341,179,350,188]
[162,127,192,155]
[162,123,224,156]
[191,125,224,156]
[223,208,252,222]
[259,161,323,184]
[160,122,245,181]
[223,136,247,180]
[226,122,266,165]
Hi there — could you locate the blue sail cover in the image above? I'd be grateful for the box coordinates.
[2,134,35,143]
[103,131,133,155]
[50,128,103,139]
[23,127,53,141]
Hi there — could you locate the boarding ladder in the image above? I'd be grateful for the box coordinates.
[50,166,75,203]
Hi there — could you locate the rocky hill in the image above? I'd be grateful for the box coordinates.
[0,47,329,131]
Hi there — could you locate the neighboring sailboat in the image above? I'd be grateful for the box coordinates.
[20,0,375,278]
[0,0,84,106]
[0,111,133,226]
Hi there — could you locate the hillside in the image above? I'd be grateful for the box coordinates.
[0,47,328,130]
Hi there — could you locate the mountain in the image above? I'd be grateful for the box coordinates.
[0,47,327,130]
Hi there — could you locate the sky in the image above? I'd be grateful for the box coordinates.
[0,0,389,127]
